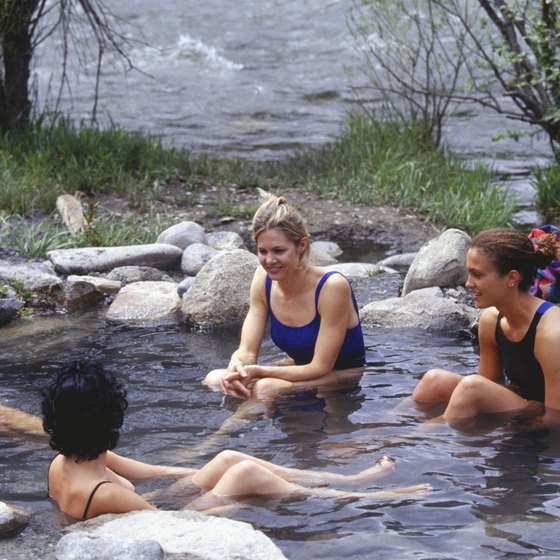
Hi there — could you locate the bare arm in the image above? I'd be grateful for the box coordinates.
[534,307,560,425]
[106,451,195,480]
[226,274,357,389]
[476,307,503,381]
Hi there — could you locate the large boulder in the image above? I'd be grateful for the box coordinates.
[106,281,181,323]
[402,229,471,295]
[156,221,207,250]
[181,249,258,329]
[206,231,246,251]
[57,510,287,560]
[0,501,32,538]
[361,290,478,331]
[47,245,183,275]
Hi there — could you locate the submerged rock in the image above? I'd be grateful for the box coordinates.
[106,281,181,322]
[0,501,32,538]
[59,510,287,560]
[0,298,24,327]
[361,290,478,331]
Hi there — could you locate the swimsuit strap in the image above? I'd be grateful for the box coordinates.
[82,480,111,521]
[315,271,359,314]
[536,301,555,315]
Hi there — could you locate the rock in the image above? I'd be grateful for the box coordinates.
[0,298,24,327]
[180,243,218,276]
[56,532,164,560]
[181,249,258,329]
[106,281,181,323]
[47,245,183,275]
[177,276,196,297]
[309,247,337,266]
[206,231,246,251]
[324,262,382,279]
[0,501,32,538]
[311,240,343,258]
[106,266,173,284]
[361,291,478,331]
[402,229,471,295]
[56,192,85,235]
[378,252,418,269]
[0,261,62,292]
[60,510,287,560]
[156,221,207,250]
[67,275,122,294]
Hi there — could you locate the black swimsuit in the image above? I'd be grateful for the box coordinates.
[495,301,554,402]
[47,456,112,521]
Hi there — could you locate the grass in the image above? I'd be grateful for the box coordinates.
[535,154,560,223]
[0,112,525,259]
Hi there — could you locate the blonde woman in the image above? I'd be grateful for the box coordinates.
[204,192,365,400]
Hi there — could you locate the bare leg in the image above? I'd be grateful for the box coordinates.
[443,375,528,421]
[411,368,464,406]
[185,458,430,511]
[0,405,46,438]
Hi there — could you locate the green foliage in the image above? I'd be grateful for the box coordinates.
[0,115,213,215]
[535,158,560,223]
[278,114,516,234]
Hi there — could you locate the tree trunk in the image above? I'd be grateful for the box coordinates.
[0,1,39,133]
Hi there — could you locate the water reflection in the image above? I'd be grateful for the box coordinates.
[0,317,559,559]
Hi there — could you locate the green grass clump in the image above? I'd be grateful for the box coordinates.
[0,115,216,215]
[275,114,516,234]
[535,156,560,223]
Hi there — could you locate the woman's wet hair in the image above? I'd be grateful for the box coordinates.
[42,360,128,461]
[471,228,555,290]
[252,189,310,262]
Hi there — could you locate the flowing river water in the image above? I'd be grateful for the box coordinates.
[2,1,560,558]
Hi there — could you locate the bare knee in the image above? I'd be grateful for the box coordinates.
[412,368,456,402]
[203,369,226,389]
[251,377,290,399]
[213,449,245,468]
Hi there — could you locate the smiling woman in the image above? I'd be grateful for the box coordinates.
[203,190,366,400]
[410,227,560,429]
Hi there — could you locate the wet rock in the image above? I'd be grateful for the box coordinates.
[206,230,246,251]
[402,229,471,295]
[182,249,258,329]
[60,510,287,560]
[177,276,195,297]
[106,266,173,284]
[324,262,384,279]
[361,290,478,331]
[64,276,121,310]
[0,261,62,292]
[180,243,218,276]
[378,252,418,269]
[47,245,183,275]
[0,298,24,327]
[311,240,343,258]
[56,532,164,560]
[106,281,181,323]
[156,221,207,250]
[0,501,32,538]
[309,247,338,266]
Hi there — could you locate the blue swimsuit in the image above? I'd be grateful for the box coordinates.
[495,301,554,402]
[265,271,366,370]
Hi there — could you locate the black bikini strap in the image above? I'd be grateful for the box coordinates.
[82,480,111,520]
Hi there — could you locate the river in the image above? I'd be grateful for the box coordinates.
[34,0,551,175]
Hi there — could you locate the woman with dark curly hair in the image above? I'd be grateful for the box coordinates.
[410,227,560,428]
[43,360,429,520]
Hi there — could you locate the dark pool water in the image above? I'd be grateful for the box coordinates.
[1,313,559,559]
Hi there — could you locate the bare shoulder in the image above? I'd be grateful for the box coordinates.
[321,270,351,293]
[478,306,499,329]
[539,304,560,336]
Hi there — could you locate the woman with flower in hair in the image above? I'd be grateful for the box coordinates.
[204,191,365,400]
[411,227,560,428]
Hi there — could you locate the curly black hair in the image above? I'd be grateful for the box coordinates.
[41,360,128,461]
